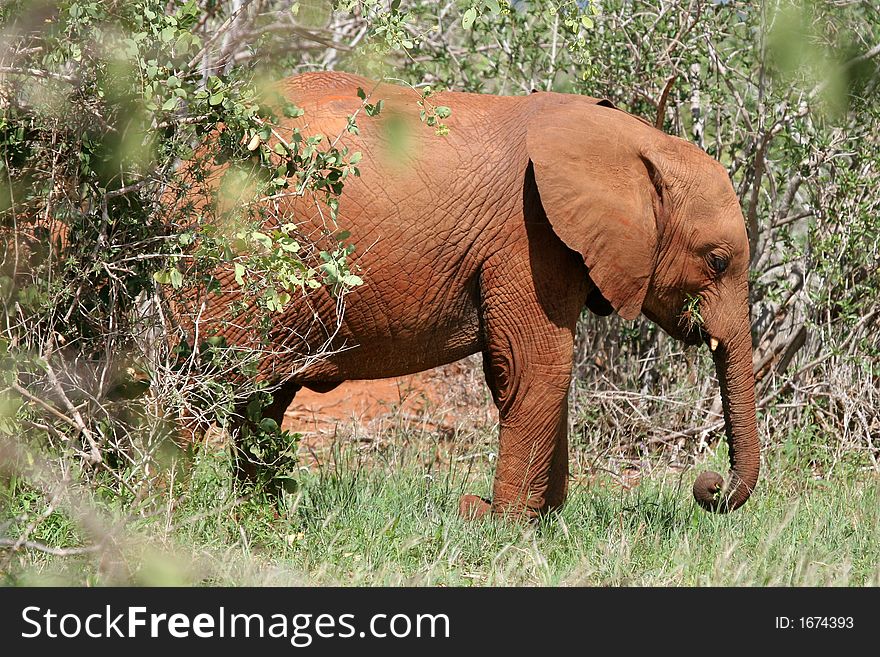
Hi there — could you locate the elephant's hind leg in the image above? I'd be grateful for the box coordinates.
[232,380,301,484]
[261,381,302,426]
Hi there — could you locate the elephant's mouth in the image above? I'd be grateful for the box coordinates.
[682,324,723,352]
[687,326,723,354]
[642,305,708,347]
[682,326,724,354]
[676,295,714,348]
[677,318,708,347]
[683,326,707,347]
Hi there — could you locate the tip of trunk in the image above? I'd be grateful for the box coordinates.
[693,469,756,513]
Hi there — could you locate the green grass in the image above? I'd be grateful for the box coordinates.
[1,437,878,586]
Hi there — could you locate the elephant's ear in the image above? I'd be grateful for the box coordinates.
[526,105,660,320]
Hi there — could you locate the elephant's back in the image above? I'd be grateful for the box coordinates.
[273,71,532,283]
[279,76,519,157]
[279,71,374,97]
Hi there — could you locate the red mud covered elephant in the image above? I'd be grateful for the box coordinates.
[194,71,759,518]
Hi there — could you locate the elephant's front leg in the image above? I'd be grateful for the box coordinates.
[461,259,583,520]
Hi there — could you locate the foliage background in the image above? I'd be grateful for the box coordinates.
[1,0,878,584]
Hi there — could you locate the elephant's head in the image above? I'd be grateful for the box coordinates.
[527,98,758,513]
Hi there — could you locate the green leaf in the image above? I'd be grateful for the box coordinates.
[234,263,246,286]
[434,106,451,119]
[283,103,304,118]
[162,97,177,111]
[169,268,183,289]
[174,33,192,53]
[279,237,300,253]
[462,7,477,30]
[209,92,225,106]
[581,15,594,29]
[341,274,363,287]
[259,418,279,432]
[365,100,383,117]
[320,261,340,282]
[251,231,273,249]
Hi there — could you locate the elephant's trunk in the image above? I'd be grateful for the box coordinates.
[693,316,760,513]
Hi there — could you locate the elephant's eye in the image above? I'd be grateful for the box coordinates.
[708,253,729,274]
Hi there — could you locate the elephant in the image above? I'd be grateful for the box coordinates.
[191,71,759,518]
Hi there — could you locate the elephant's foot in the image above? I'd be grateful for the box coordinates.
[458,494,492,520]
[459,491,562,521]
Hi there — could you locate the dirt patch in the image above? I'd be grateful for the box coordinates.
[284,374,443,432]
[282,356,497,449]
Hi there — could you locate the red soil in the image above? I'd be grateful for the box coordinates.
[281,358,496,442]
